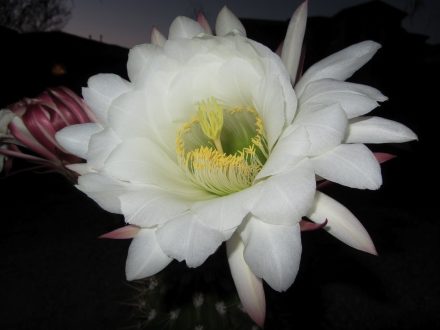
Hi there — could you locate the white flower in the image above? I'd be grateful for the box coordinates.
[55,2,416,327]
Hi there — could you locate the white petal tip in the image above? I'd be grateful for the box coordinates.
[185,260,202,268]
[363,40,382,51]
[125,271,140,282]
[297,1,308,12]
[370,246,378,256]
[168,16,204,40]
[150,26,166,46]
[370,180,382,190]
[349,40,383,62]
[378,94,388,102]
[405,129,418,141]
[355,237,378,256]
[281,1,308,82]
[215,6,246,37]
[309,192,379,255]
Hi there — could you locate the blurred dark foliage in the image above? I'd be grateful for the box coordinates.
[0,0,72,32]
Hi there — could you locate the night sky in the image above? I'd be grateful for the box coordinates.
[63,0,440,48]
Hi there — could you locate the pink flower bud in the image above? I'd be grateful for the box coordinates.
[0,87,95,179]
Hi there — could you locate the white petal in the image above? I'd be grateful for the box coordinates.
[156,212,224,267]
[164,60,221,123]
[107,90,176,154]
[192,185,260,237]
[162,37,211,63]
[311,144,382,190]
[55,123,101,158]
[253,72,293,149]
[241,217,302,292]
[102,138,156,185]
[150,27,166,46]
[248,39,298,124]
[345,116,418,144]
[215,6,246,37]
[256,127,310,179]
[103,138,202,197]
[168,16,204,40]
[76,173,135,213]
[120,189,190,227]
[87,128,121,170]
[127,43,162,83]
[215,57,261,108]
[295,41,381,96]
[227,234,265,327]
[252,162,315,225]
[294,103,348,156]
[281,0,307,83]
[300,79,387,119]
[82,74,131,124]
[307,192,377,254]
[126,228,173,280]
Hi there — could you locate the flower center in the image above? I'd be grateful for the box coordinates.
[176,97,268,196]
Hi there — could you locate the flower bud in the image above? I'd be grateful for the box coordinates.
[0,87,95,178]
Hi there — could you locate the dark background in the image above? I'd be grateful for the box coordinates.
[1,1,438,329]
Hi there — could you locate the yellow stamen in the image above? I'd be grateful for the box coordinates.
[197,97,224,153]
[182,146,261,196]
[176,97,269,196]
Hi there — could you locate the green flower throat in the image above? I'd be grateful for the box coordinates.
[176,97,269,196]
